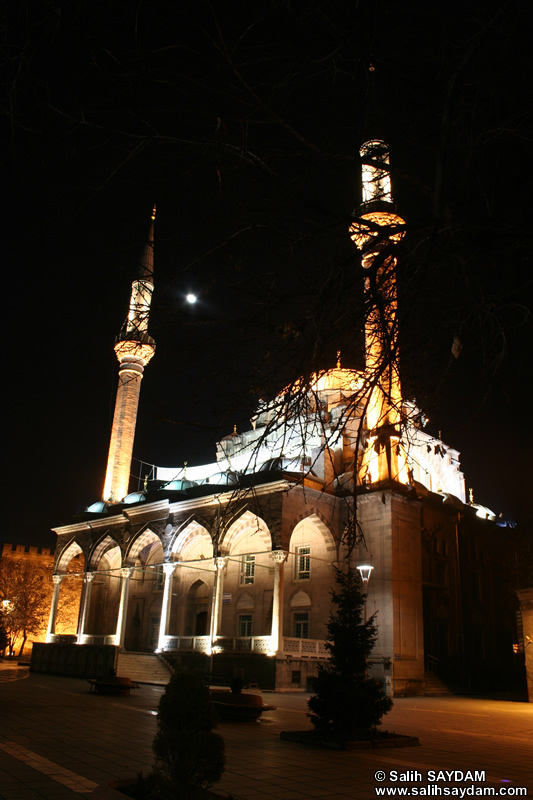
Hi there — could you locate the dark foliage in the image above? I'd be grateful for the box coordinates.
[308,567,392,738]
[151,671,225,799]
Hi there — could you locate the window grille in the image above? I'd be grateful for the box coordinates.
[241,554,255,584]
[239,614,252,637]
[294,611,309,639]
[296,546,310,580]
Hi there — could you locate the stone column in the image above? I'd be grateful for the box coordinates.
[157,563,177,651]
[77,572,94,643]
[115,568,133,648]
[46,575,63,642]
[210,557,227,648]
[270,550,287,656]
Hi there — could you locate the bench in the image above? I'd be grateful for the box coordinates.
[210,689,276,720]
[88,677,140,696]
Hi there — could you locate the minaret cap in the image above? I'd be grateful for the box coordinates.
[138,204,156,282]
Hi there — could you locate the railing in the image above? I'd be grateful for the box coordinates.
[47,634,78,645]
[158,635,329,657]
[47,633,118,646]
[283,637,330,657]
[159,635,211,654]
[215,636,271,654]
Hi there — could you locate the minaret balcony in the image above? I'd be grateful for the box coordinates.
[114,334,156,365]
[350,210,406,250]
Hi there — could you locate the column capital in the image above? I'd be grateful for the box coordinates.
[85,572,95,583]
[52,574,63,585]
[270,550,288,564]
[162,562,176,576]
[215,557,227,570]
[120,567,133,579]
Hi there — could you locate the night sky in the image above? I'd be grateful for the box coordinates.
[4,1,532,549]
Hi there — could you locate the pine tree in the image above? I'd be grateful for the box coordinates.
[308,566,392,739]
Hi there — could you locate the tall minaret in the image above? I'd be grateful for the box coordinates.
[350,140,408,485]
[103,207,157,503]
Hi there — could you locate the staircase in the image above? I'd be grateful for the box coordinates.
[116,652,173,685]
[424,670,453,696]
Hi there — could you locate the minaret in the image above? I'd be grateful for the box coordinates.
[102,207,157,503]
[350,140,408,485]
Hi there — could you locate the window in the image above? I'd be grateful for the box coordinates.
[239,614,252,637]
[294,611,309,639]
[240,554,255,585]
[296,546,310,580]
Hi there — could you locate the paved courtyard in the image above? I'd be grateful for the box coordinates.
[0,662,531,799]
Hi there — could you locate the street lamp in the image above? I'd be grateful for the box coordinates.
[357,565,373,628]
[357,564,374,586]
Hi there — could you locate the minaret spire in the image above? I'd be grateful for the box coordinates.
[102,208,157,503]
[350,137,408,486]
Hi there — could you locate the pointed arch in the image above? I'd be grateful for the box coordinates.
[171,520,213,562]
[88,534,122,572]
[221,510,272,556]
[126,528,163,565]
[85,534,123,640]
[236,592,255,610]
[185,579,211,636]
[290,590,311,608]
[56,539,85,573]
[289,511,337,550]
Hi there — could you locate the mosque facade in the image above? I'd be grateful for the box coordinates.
[42,139,517,694]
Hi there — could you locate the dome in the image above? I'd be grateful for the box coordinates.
[471,503,496,522]
[123,492,146,505]
[221,425,240,442]
[439,492,464,509]
[199,471,239,486]
[86,500,108,514]
[280,367,363,397]
[162,479,198,492]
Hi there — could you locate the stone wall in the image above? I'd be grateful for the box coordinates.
[517,588,533,702]
[30,643,118,678]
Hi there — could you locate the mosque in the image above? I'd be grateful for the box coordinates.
[36,137,517,694]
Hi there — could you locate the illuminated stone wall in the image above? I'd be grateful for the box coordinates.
[1,543,82,654]
[517,589,533,702]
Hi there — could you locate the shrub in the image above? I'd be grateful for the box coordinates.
[151,671,225,798]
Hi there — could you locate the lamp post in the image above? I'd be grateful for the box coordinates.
[356,564,374,681]
[357,564,373,625]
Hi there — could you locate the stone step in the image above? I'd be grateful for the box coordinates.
[424,671,453,696]
[116,652,172,685]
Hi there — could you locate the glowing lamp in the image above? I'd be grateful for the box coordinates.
[357,564,374,585]
[186,293,197,304]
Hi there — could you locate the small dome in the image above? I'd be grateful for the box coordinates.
[221,424,240,442]
[439,492,464,509]
[199,471,239,486]
[162,479,198,492]
[123,492,146,505]
[471,503,496,522]
[86,501,108,514]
